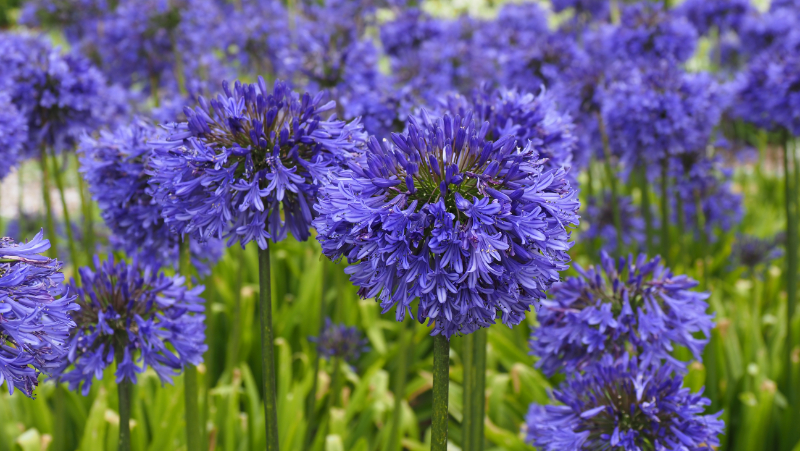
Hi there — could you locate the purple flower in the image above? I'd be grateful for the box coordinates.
[551,0,610,22]
[731,233,784,273]
[0,231,78,397]
[530,252,714,375]
[218,0,290,78]
[314,110,580,338]
[78,118,223,274]
[0,92,27,180]
[19,0,109,45]
[669,154,742,238]
[601,63,725,172]
[0,32,128,154]
[605,2,698,65]
[54,256,206,394]
[437,86,577,182]
[147,78,366,249]
[675,0,755,36]
[582,192,647,253]
[525,357,724,450]
[310,318,369,363]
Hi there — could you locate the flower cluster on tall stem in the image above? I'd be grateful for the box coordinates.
[314,110,580,338]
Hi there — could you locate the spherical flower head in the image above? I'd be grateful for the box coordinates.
[670,154,742,238]
[314,110,580,338]
[583,192,647,253]
[0,93,28,180]
[675,0,755,36]
[54,256,207,395]
[530,252,714,376]
[551,0,610,22]
[79,118,223,274]
[147,78,367,249]
[606,2,698,65]
[731,233,784,275]
[0,230,78,397]
[218,0,291,77]
[311,318,369,363]
[19,0,109,46]
[601,63,725,170]
[525,358,724,450]
[438,86,577,182]
[0,32,127,154]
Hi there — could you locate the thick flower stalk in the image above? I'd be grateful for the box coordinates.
[54,256,206,394]
[311,318,369,363]
[439,86,577,181]
[0,230,77,397]
[0,32,127,154]
[148,78,366,249]
[525,358,724,450]
[0,92,27,180]
[530,252,714,376]
[79,119,222,274]
[314,111,580,338]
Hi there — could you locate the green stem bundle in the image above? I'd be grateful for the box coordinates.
[258,247,280,451]
[38,148,57,258]
[597,113,625,252]
[304,263,327,449]
[660,160,670,265]
[639,167,654,253]
[782,132,798,449]
[431,334,450,451]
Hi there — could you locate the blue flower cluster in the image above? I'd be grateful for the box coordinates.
[671,154,742,237]
[731,233,784,273]
[0,32,126,155]
[148,78,366,249]
[676,0,755,36]
[0,231,77,397]
[314,111,580,338]
[525,356,724,450]
[78,118,223,274]
[530,252,714,376]
[0,92,27,180]
[311,318,369,363]
[527,252,722,448]
[54,256,206,395]
[583,192,647,253]
[605,2,698,65]
[437,86,577,182]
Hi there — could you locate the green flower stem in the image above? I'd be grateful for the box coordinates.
[116,346,133,451]
[180,241,202,451]
[461,333,474,451]
[75,159,95,267]
[225,245,245,374]
[304,262,327,449]
[660,160,670,266]
[471,328,487,451]
[782,132,798,448]
[390,318,410,451]
[49,152,80,268]
[693,191,708,288]
[597,113,625,253]
[258,247,280,451]
[38,148,57,259]
[327,356,342,414]
[431,334,450,451]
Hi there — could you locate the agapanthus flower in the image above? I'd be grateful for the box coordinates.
[0,92,27,180]
[314,110,580,338]
[438,86,577,181]
[3,216,87,266]
[0,231,78,397]
[675,0,755,36]
[0,32,127,154]
[525,357,724,450]
[54,256,206,395]
[605,2,698,65]
[582,192,647,253]
[380,10,485,103]
[530,252,714,375]
[733,34,800,134]
[670,154,742,238]
[79,118,223,274]
[147,78,366,249]
[19,0,109,46]
[310,318,369,363]
[93,0,230,100]
[731,233,784,273]
[218,0,290,78]
[601,63,725,172]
